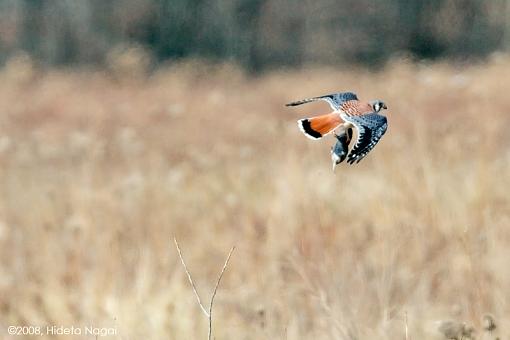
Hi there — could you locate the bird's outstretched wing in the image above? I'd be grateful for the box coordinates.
[286,92,358,111]
[341,113,388,164]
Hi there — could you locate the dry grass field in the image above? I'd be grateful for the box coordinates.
[0,54,510,339]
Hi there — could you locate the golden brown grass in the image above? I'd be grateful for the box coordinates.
[0,55,510,339]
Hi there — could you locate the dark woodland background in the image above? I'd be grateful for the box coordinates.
[1,0,510,71]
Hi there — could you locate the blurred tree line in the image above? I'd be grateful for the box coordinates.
[0,0,509,71]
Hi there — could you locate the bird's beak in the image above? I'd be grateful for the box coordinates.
[383,104,388,109]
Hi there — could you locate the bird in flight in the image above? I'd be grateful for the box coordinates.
[286,91,388,166]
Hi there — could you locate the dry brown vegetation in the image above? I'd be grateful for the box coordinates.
[0,55,510,339]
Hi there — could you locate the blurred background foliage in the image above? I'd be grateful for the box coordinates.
[0,0,509,71]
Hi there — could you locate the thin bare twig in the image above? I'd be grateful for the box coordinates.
[208,245,235,340]
[174,237,235,340]
[404,311,409,340]
[174,237,209,317]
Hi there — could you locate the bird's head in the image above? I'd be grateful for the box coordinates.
[370,100,388,112]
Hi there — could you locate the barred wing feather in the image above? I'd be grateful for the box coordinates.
[342,113,388,164]
[286,92,358,111]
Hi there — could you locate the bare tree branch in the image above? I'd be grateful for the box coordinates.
[208,245,235,340]
[174,237,209,317]
[174,237,235,340]
[404,311,409,340]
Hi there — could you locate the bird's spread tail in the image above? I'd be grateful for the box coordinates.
[297,112,342,140]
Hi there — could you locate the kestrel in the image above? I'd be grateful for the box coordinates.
[286,91,388,165]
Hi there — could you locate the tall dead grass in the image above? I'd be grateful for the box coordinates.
[0,55,510,339]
